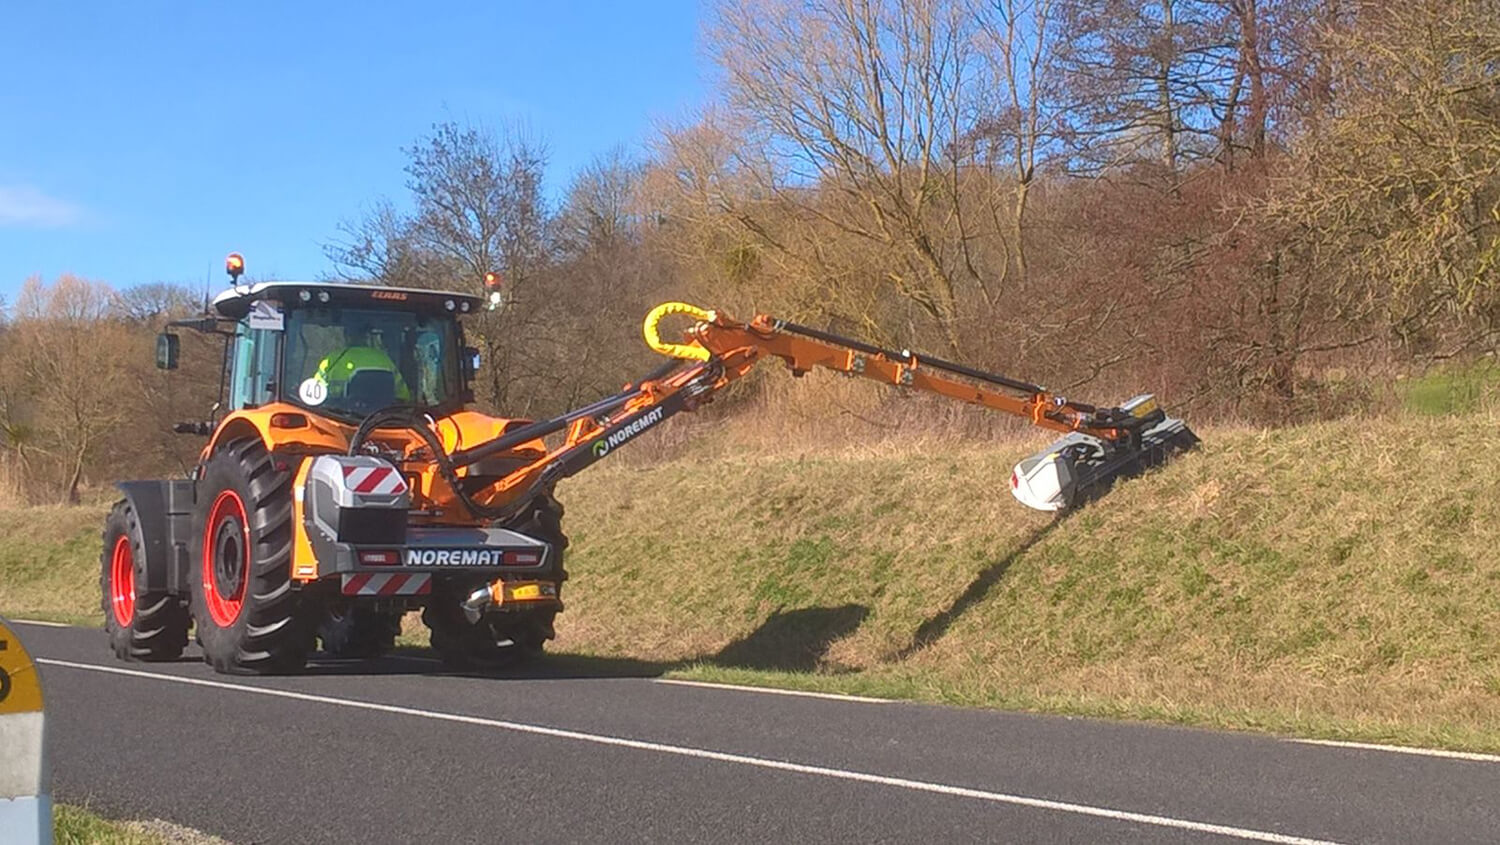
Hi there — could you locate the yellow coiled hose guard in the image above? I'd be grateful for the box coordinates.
[643,302,714,361]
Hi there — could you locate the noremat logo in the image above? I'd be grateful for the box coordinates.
[592,407,664,458]
[371,290,409,301]
[405,549,503,566]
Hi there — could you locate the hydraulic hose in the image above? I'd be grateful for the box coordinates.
[643,301,714,361]
[348,405,523,523]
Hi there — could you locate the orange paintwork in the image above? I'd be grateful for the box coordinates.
[675,311,1126,441]
[290,457,318,581]
[201,304,1124,590]
[201,403,550,535]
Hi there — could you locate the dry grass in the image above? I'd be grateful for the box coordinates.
[0,504,109,624]
[896,412,1500,741]
[55,804,227,845]
[555,408,1500,749]
[3,406,1496,749]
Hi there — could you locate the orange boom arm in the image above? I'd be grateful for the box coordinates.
[642,303,1153,441]
[419,302,1170,523]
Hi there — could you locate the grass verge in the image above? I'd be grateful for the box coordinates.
[5,409,1496,751]
[0,505,112,626]
[54,804,162,845]
[54,804,224,844]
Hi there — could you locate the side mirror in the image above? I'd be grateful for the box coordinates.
[462,346,481,379]
[156,333,180,370]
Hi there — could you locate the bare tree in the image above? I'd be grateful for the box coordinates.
[1263,0,1500,357]
[326,121,552,411]
[5,275,134,503]
[119,282,202,323]
[709,0,991,354]
[404,121,550,288]
[325,200,449,288]
[1056,0,1239,188]
[967,0,1064,291]
[554,146,644,256]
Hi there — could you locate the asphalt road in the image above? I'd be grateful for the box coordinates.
[15,621,1500,844]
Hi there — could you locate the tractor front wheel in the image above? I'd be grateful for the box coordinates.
[190,439,312,674]
[424,600,553,671]
[101,499,189,661]
[423,493,566,670]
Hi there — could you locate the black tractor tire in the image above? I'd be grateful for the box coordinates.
[190,438,313,674]
[101,499,189,661]
[424,492,566,670]
[424,600,555,671]
[511,493,569,584]
[318,605,402,658]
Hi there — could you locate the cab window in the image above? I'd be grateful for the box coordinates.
[281,306,461,419]
[228,323,279,410]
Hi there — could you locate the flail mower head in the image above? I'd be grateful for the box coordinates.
[1009,394,1199,512]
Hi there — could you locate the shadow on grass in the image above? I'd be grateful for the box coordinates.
[303,603,870,680]
[712,604,869,672]
[894,518,1061,660]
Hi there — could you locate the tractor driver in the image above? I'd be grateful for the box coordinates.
[309,324,411,407]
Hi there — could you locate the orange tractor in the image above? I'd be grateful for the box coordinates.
[102,256,1196,674]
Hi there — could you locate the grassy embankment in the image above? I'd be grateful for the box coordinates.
[3,371,1496,751]
[54,805,163,845]
[53,804,224,844]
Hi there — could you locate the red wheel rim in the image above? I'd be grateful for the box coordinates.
[202,490,250,627]
[109,534,135,626]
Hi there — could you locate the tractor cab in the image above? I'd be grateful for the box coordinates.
[165,279,483,423]
[213,282,480,421]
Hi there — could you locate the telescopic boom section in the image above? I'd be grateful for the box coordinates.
[643,302,1157,441]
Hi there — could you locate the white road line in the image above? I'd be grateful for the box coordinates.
[654,678,889,704]
[9,619,72,628]
[1291,739,1500,764]
[37,657,1341,845]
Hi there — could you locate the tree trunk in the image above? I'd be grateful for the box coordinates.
[1240,0,1268,159]
[1157,0,1180,190]
[1264,251,1295,401]
[1012,179,1031,291]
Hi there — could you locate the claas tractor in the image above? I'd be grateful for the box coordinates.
[101,255,1197,675]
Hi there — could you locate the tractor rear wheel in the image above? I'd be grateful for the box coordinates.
[190,438,312,674]
[101,499,189,661]
[318,605,402,658]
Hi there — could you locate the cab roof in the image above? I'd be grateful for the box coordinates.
[211,281,482,320]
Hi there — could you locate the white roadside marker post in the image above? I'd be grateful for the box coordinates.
[0,618,50,844]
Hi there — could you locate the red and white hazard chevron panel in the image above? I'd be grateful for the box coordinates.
[341,573,432,596]
[341,464,408,495]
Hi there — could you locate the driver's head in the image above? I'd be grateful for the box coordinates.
[353,323,384,349]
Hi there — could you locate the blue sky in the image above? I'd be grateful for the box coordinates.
[0,1,709,300]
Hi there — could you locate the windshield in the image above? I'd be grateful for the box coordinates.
[282,306,462,419]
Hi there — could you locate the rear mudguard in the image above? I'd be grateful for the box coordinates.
[113,480,197,595]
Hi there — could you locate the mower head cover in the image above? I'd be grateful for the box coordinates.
[1010,395,1199,512]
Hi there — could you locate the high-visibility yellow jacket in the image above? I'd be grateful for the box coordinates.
[315,346,411,400]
